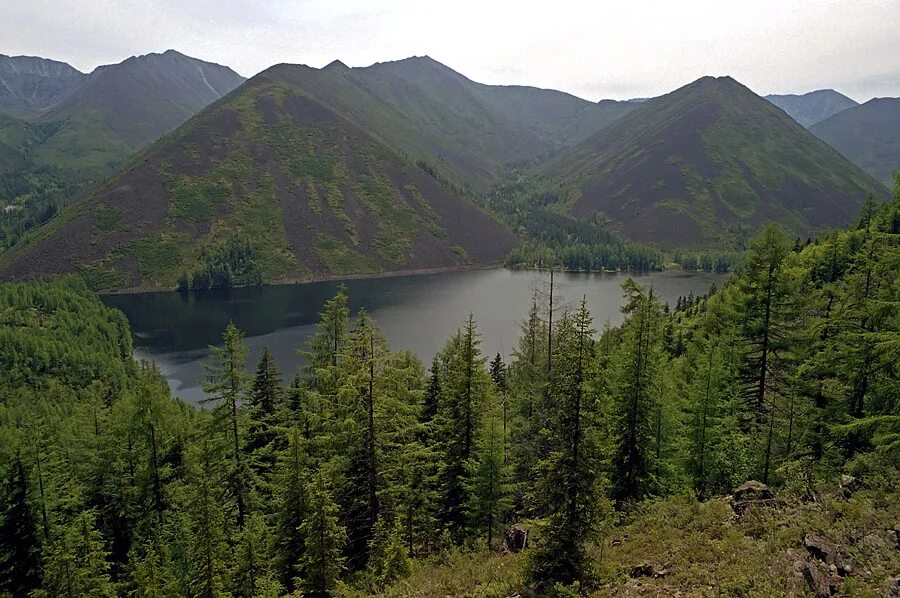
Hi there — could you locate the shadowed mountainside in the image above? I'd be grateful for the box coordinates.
[765,89,858,128]
[812,97,900,186]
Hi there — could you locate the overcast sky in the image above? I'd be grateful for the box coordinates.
[2,0,898,102]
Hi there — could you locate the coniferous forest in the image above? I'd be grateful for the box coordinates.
[0,182,898,596]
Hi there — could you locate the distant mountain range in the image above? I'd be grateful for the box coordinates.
[811,98,900,187]
[0,51,244,248]
[0,55,84,118]
[0,54,893,289]
[765,89,859,128]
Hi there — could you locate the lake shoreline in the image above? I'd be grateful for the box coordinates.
[100,263,502,296]
[100,262,705,296]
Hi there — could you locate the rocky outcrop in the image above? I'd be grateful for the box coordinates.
[503,524,529,553]
[727,480,784,514]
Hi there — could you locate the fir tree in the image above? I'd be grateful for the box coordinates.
[247,347,284,480]
[435,315,490,542]
[527,300,605,589]
[272,430,308,592]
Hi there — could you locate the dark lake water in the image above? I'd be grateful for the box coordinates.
[102,268,725,403]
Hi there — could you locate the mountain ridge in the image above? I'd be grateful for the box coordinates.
[811,97,900,186]
[0,54,85,118]
[1,58,889,287]
[0,50,246,249]
[542,76,886,246]
[0,64,517,289]
[765,89,858,127]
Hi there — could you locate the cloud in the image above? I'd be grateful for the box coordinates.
[1,0,898,101]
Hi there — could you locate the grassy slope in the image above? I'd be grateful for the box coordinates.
[812,98,900,187]
[374,471,900,597]
[0,76,517,289]
[543,77,887,248]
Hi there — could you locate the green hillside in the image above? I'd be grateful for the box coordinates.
[541,76,886,247]
[0,74,517,290]
[3,61,890,282]
[0,51,245,251]
[812,97,900,186]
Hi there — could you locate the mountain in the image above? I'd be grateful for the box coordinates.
[3,61,887,287]
[0,55,84,118]
[255,57,635,190]
[0,50,245,249]
[766,89,858,127]
[0,64,518,289]
[543,76,886,246]
[811,98,900,186]
[41,50,246,148]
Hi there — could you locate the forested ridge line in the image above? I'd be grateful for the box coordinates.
[0,178,898,596]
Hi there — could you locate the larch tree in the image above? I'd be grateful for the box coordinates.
[35,510,116,598]
[201,322,251,529]
[0,456,42,596]
[297,472,346,597]
[469,392,511,550]
[610,280,667,506]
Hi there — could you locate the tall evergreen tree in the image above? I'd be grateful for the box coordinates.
[736,224,796,482]
[610,281,667,505]
[247,347,284,462]
[301,285,350,394]
[202,322,251,529]
[527,300,605,589]
[469,394,511,550]
[185,442,230,598]
[0,456,42,596]
[35,510,116,598]
[338,310,386,569]
[297,472,346,597]
[435,315,490,541]
[126,538,176,598]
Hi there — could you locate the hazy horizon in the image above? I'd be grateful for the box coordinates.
[3,0,898,103]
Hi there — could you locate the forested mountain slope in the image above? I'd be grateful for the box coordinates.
[257,57,635,190]
[3,58,890,282]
